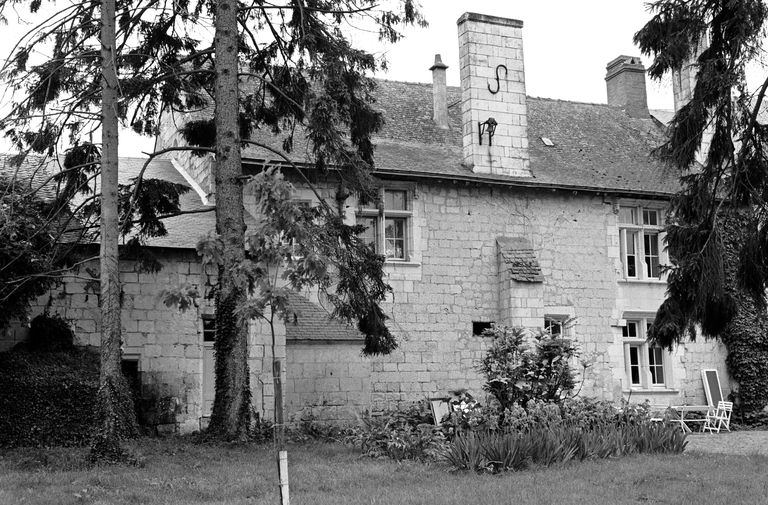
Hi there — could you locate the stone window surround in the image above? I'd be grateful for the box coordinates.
[356,183,416,263]
[620,312,675,393]
[543,306,575,337]
[202,314,216,343]
[617,202,667,282]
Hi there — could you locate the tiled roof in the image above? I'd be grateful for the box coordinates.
[0,155,222,250]
[0,154,58,200]
[497,236,543,283]
[242,79,679,196]
[118,157,216,249]
[284,291,363,343]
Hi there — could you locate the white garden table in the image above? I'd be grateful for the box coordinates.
[670,405,710,432]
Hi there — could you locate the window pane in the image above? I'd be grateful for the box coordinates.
[649,347,665,385]
[384,190,407,211]
[619,207,637,224]
[545,317,563,336]
[644,233,660,278]
[625,231,637,277]
[643,209,659,226]
[385,217,406,259]
[203,318,216,342]
[629,346,640,385]
[385,218,405,239]
[359,217,378,252]
[622,321,638,338]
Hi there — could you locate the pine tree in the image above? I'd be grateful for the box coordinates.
[2,0,425,444]
[635,1,768,346]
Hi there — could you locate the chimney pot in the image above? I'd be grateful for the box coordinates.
[605,55,649,118]
[430,54,449,129]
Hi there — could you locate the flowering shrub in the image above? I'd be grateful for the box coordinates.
[478,325,578,410]
[440,390,496,438]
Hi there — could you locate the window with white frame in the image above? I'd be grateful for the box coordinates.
[544,315,567,337]
[618,205,664,280]
[622,318,668,389]
[357,188,412,260]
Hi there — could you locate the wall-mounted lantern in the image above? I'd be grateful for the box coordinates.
[478,117,498,146]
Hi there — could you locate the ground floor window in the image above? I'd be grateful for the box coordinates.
[622,317,668,389]
[202,315,216,342]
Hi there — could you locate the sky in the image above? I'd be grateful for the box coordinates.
[354,0,674,110]
[0,1,674,156]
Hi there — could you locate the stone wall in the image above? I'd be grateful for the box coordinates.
[285,343,373,424]
[281,180,729,416]
[1,177,731,428]
[1,249,279,433]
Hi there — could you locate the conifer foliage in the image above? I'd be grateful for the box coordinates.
[1,0,426,443]
[635,1,768,347]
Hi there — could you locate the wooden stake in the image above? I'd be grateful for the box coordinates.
[277,450,289,505]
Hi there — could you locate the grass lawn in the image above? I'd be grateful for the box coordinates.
[2,438,768,505]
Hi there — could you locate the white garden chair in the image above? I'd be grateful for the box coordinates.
[702,401,732,433]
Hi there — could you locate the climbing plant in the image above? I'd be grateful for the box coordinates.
[720,212,768,412]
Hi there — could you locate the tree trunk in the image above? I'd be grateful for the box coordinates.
[90,0,138,462]
[208,0,251,439]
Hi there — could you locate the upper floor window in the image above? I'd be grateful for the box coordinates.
[619,205,664,280]
[622,318,668,389]
[358,189,412,261]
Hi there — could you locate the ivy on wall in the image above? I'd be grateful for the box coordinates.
[720,212,768,412]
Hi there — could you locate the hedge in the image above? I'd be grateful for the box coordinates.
[0,348,99,448]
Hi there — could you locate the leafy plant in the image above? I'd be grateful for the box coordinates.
[345,403,445,461]
[0,348,99,448]
[479,325,578,411]
[442,418,686,473]
[440,390,496,439]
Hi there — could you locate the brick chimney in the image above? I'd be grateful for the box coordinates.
[430,54,449,129]
[605,55,649,118]
[457,12,530,177]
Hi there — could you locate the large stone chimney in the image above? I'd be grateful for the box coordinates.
[430,54,449,129]
[605,55,649,118]
[673,34,709,112]
[672,33,711,165]
[457,12,530,177]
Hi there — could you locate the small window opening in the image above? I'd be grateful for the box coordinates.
[203,316,216,342]
[121,358,141,417]
[473,321,494,336]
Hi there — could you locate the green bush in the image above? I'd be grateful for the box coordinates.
[479,325,578,411]
[345,401,444,461]
[0,348,98,448]
[27,313,75,352]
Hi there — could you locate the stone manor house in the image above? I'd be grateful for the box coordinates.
[1,12,730,432]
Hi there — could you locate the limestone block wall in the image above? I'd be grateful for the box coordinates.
[285,343,373,424]
[292,179,730,416]
[360,183,620,407]
[2,249,217,433]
